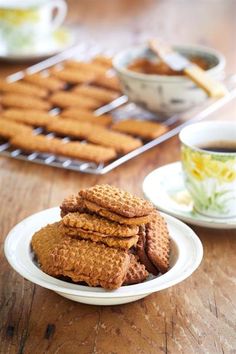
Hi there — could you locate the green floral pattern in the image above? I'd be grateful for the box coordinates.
[181,145,236,215]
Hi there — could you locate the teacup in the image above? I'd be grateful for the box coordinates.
[0,0,67,53]
[179,121,236,218]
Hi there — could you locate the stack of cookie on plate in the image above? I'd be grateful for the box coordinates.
[32,184,170,289]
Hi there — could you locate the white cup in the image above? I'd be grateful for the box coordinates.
[0,0,67,53]
[179,121,236,218]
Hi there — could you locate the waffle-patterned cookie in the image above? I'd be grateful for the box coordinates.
[146,212,170,273]
[0,80,48,98]
[51,237,130,289]
[2,109,56,127]
[79,184,155,218]
[87,127,142,154]
[61,108,113,126]
[31,222,65,275]
[49,92,101,109]
[136,225,159,275]
[24,73,66,91]
[62,212,138,237]
[62,225,138,250]
[10,133,62,154]
[123,254,149,285]
[60,195,84,217]
[56,141,116,163]
[0,119,32,139]
[112,119,168,140]
[73,85,119,104]
[82,199,155,225]
[1,93,51,111]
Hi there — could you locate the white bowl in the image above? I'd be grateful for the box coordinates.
[4,207,203,305]
[113,44,225,114]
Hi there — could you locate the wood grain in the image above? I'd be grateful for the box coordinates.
[0,1,236,353]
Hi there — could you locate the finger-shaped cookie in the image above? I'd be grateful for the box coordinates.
[24,73,66,91]
[61,108,112,126]
[73,85,119,104]
[1,93,51,111]
[91,55,113,69]
[49,92,101,109]
[10,133,62,153]
[64,60,108,76]
[92,74,121,92]
[47,118,92,139]
[2,109,57,127]
[0,80,48,98]
[51,67,95,84]
[0,119,32,139]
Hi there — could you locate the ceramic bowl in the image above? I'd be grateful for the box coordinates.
[4,207,203,306]
[113,44,225,114]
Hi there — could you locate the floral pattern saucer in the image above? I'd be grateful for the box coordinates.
[142,161,236,229]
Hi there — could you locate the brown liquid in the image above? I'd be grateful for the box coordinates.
[199,141,236,153]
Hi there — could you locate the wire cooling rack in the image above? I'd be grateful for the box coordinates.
[1,44,236,174]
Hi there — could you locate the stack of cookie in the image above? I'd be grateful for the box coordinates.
[32,184,170,290]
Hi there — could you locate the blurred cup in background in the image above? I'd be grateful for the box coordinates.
[0,0,67,54]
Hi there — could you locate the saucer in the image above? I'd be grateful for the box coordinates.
[143,162,236,229]
[0,27,75,62]
[4,207,202,305]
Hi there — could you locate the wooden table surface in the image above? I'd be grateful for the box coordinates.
[1,1,236,353]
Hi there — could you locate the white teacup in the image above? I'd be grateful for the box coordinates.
[0,0,67,53]
[179,121,236,218]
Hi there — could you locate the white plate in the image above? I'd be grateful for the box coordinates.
[143,162,236,229]
[0,27,74,62]
[4,207,203,305]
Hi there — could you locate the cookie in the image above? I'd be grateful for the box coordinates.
[87,127,142,154]
[0,119,32,139]
[123,254,149,285]
[49,91,101,109]
[79,184,155,218]
[91,55,113,69]
[62,225,138,250]
[92,74,121,92]
[61,108,113,126]
[0,93,51,111]
[55,141,116,163]
[136,225,159,275]
[10,133,62,153]
[23,73,66,91]
[2,109,56,127]
[31,222,65,275]
[0,80,48,98]
[73,85,119,104]
[60,195,84,217]
[51,237,130,289]
[112,119,168,140]
[47,118,92,139]
[51,67,95,84]
[146,211,170,273]
[64,60,107,76]
[62,212,139,237]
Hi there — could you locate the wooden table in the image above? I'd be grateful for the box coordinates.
[1,1,236,353]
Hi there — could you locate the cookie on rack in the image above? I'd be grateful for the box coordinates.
[0,93,51,111]
[73,85,119,104]
[49,91,101,109]
[23,73,66,91]
[0,80,48,98]
[0,119,32,139]
[61,108,113,126]
[2,109,57,127]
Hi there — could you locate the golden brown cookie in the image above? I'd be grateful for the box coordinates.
[51,67,95,84]
[55,141,116,163]
[2,109,57,127]
[64,60,108,76]
[73,85,119,104]
[82,199,155,226]
[0,119,32,139]
[23,73,66,91]
[92,74,121,92]
[112,119,168,140]
[61,108,113,126]
[10,133,62,153]
[60,195,84,217]
[47,118,92,139]
[51,237,130,289]
[0,80,48,98]
[136,225,159,275]
[145,211,170,273]
[62,225,138,250]
[31,222,65,275]
[49,91,101,109]
[87,127,142,154]
[62,212,139,237]
[91,55,113,69]
[79,184,155,218]
[123,254,149,285]
[0,93,51,111]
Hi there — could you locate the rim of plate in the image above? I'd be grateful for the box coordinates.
[4,207,203,298]
[142,161,236,229]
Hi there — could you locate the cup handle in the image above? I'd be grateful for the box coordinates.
[47,0,67,31]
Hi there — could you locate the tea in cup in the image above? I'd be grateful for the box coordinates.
[0,0,67,53]
[179,121,236,218]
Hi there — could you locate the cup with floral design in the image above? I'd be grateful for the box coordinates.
[179,121,236,218]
